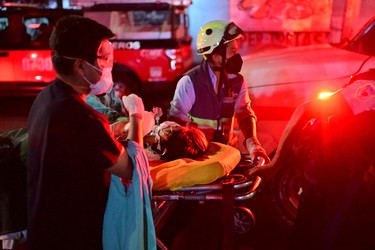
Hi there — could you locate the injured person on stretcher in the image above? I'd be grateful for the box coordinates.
[111,111,209,162]
[0,93,252,250]
[107,97,242,191]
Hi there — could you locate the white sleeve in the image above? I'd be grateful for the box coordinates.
[235,79,251,111]
[168,75,196,122]
[234,78,257,121]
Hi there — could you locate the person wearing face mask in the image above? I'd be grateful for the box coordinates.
[168,20,270,163]
[27,15,155,250]
[85,40,127,124]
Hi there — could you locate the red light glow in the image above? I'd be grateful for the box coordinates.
[318,91,335,99]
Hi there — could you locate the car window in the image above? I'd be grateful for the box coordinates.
[24,17,50,42]
[355,21,375,56]
[0,16,27,48]
[0,11,77,50]
[345,17,375,56]
[0,17,9,31]
[85,9,186,40]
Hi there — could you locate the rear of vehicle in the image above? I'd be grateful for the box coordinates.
[240,15,375,229]
[242,15,375,156]
[0,5,82,96]
[82,2,194,96]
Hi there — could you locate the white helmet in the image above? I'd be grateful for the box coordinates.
[196,20,243,55]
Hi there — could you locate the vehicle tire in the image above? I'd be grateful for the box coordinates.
[263,164,304,229]
[233,206,255,234]
[112,67,142,98]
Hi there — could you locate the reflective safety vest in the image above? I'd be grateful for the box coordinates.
[186,60,244,130]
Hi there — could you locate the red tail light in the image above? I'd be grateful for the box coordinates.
[318,91,335,99]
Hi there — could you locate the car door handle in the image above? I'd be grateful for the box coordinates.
[0,51,9,57]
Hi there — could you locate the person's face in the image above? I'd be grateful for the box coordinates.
[79,39,114,92]
[225,40,240,59]
[211,39,240,70]
[159,124,180,142]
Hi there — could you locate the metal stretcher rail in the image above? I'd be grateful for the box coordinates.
[152,175,262,201]
[152,156,265,250]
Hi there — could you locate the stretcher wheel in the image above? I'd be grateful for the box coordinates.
[233,206,255,234]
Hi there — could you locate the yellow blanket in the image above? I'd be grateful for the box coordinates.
[149,142,241,191]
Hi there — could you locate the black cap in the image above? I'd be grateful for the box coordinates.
[49,15,114,59]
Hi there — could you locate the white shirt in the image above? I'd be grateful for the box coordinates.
[169,64,252,122]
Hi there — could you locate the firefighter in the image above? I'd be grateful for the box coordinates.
[168,20,269,163]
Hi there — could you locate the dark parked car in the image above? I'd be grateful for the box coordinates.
[240,15,375,228]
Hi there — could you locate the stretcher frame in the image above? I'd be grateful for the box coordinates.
[152,157,264,250]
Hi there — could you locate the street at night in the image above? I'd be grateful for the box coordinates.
[1,0,375,249]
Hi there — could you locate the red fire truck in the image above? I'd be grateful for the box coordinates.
[0,3,82,96]
[0,0,194,97]
[81,0,194,96]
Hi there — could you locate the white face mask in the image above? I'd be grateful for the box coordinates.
[83,61,114,95]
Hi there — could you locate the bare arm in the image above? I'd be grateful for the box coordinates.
[107,147,133,180]
[126,114,143,146]
[107,94,145,180]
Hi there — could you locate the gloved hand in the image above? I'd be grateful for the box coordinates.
[245,137,270,164]
[122,94,144,119]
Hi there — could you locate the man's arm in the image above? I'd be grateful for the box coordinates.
[235,81,269,162]
[107,94,145,180]
[168,75,195,124]
[107,147,132,180]
[126,114,143,146]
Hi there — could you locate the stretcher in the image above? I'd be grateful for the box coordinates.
[0,137,261,250]
[149,142,263,250]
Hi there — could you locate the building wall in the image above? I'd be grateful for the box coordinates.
[189,0,373,62]
[356,0,375,33]
[188,0,229,63]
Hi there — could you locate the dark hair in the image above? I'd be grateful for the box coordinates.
[161,126,208,161]
[49,15,114,74]
[51,52,75,76]
[49,15,114,72]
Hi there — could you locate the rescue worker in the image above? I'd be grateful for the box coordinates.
[168,20,269,163]
[27,15,155,250]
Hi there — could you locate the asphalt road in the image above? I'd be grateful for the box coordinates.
[0,96,290,250]
[0,96,33,133]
